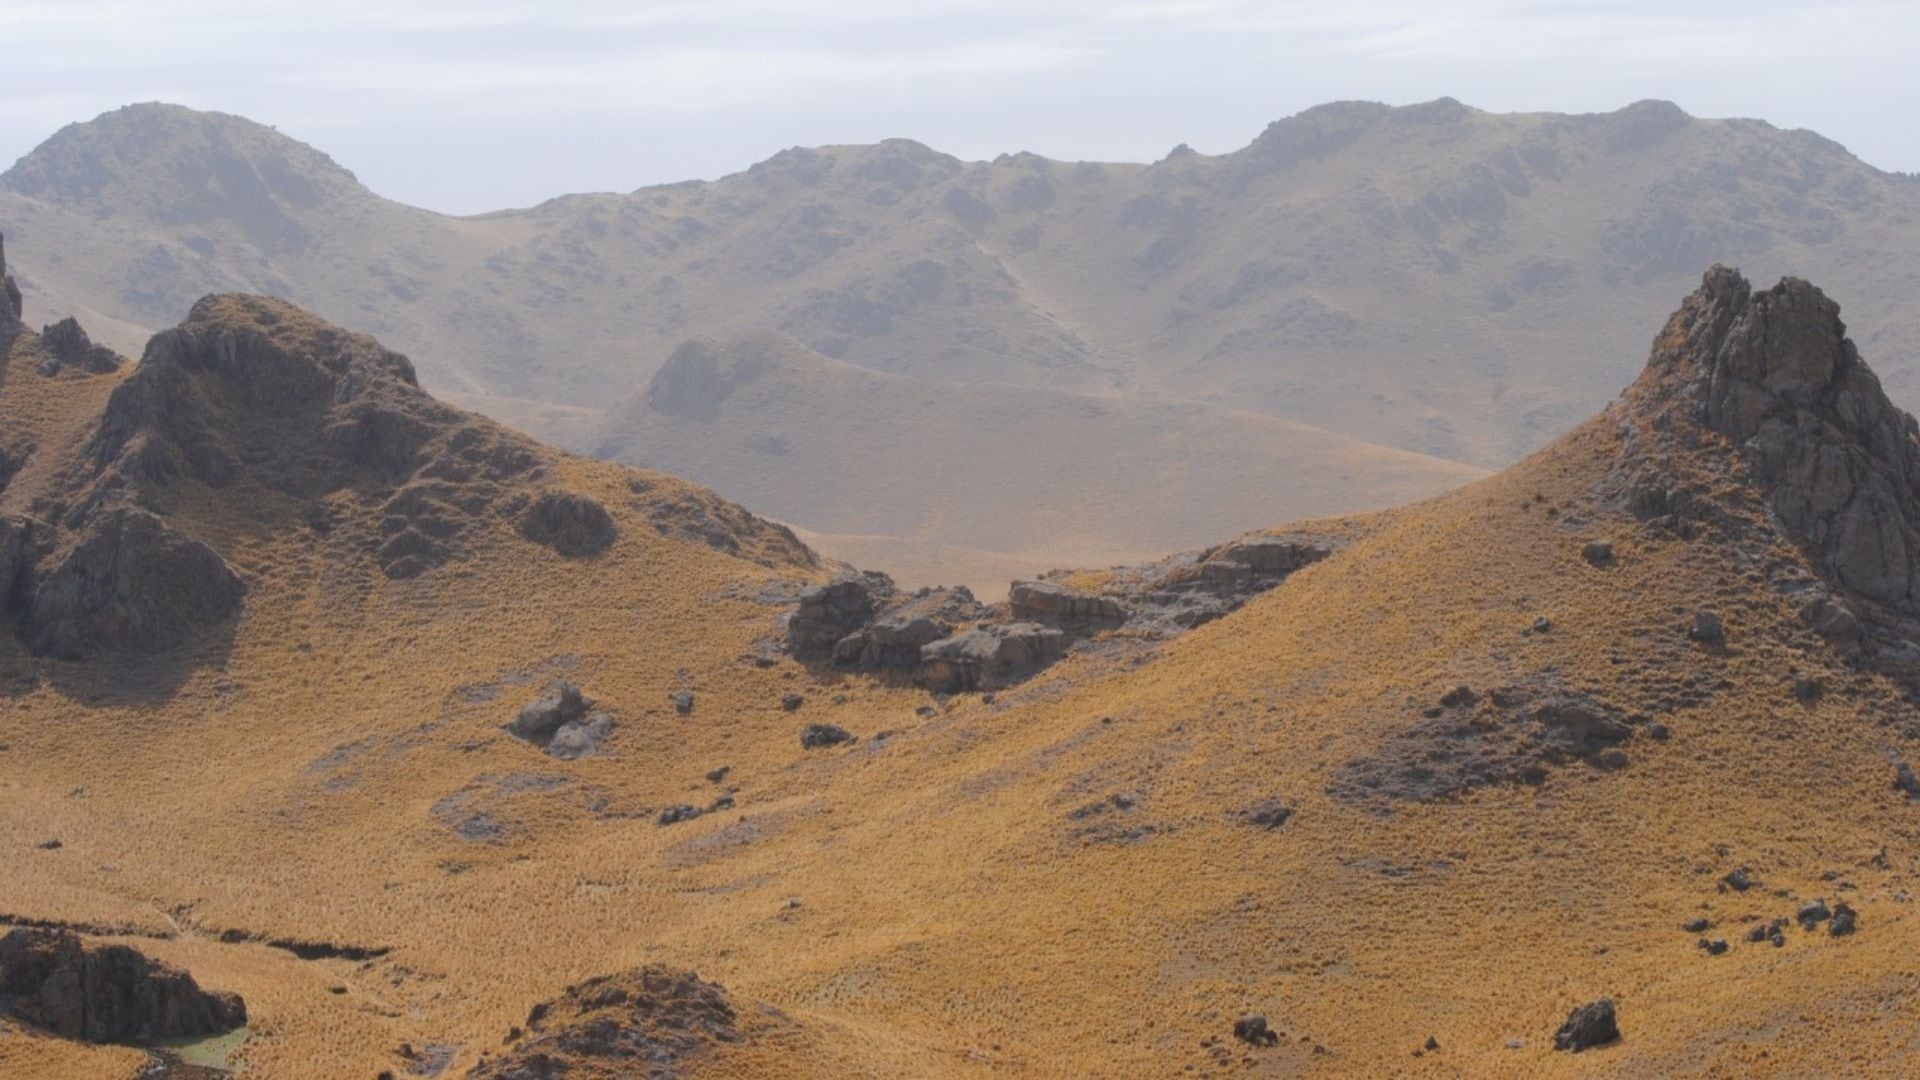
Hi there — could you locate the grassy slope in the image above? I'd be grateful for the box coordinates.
[4,309,1918,1075]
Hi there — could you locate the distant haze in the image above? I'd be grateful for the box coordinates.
[1,0,1915,214]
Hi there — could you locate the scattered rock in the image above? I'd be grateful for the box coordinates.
[1233,1015,1278,1047]
[0,927,245,1046]
[1439,685,1477,708]
[1745,918,1787,946]
[1682,917,1709,933]
[1647,721,1671,741]
[1581,540,1615,566]
[1688,610,1725,644]
[1242,800,1293,830]
[799,723,853,750]
[1697,937,1728,956]
[1424,1035,1440,1052]
[705,766,731,784]
[519,491,617,556]
[657,805,702,827]
[671,690,695,715]
[1792,675,1823,703]
[1830,902,1858,936]
[1552,998,1619,1052]
[1894,760,1920,797]
[1721,867,1755,893]
[780,692,805,712]
[1796,899,1832,930]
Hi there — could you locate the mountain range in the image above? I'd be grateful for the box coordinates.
[7,99,1918,589]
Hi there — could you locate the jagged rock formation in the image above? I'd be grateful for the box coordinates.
[0,927,246,1047]
[505,682,616,760]
[467,967,747,1079]
[1621,268,1920,617]
[36,317,122,376]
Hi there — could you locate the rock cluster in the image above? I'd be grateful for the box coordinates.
[0,927,246,1046]
[24,507,245,659]
[1553,997,1619,1052]
[36,317,122,376]
[505,682,615,759]
[788,532,1334,693]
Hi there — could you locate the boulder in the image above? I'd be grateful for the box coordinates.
[829,585,984,669]
[24,507,244,658]
[469,967,739,1079]
[1233,1015,1279,1047]
[1009,579,1126,631]
[1552,998,1619,1052]
[799,723,854,749]
[519,490,616,556]
[788,574,888,660]
[921,622,1068,692]
[506,682,615,758]
[0,927,245,1046]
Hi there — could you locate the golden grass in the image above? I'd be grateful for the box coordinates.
[3,329,1918,1075]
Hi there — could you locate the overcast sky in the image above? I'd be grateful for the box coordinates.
[0,0,1914,214]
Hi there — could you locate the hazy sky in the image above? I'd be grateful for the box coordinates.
[1,0,1915,214]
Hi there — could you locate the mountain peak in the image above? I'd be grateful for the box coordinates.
[1623,266,1920,611]
[1,103,368,251]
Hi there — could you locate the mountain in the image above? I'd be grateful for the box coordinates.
[591,332,1485,595]
[8,241,1920,1072]
[6,99,1918,585]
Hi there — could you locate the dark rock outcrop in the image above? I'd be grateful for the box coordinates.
[519,491,617,557]
[0,927,246,1046]
[37,317,122,375]
[830,585,985,669]
[1553,997,1619,1052]
[23,506,244,658]
[787,574,888,661]
[1009,579,1126,632]
[468,966,742,1079]
[1635,268,1920,612]
[1,231,23,331]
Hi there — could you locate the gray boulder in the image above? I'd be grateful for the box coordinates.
[921,622,1067,692]
[506,682,615,758]
[788,573,889,660]
[1009,579,1125,631]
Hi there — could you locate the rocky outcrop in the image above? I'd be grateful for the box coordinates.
[921,622,1068,693]
[36,317,122,375]
[467,966,743,1079]
[0,927,246,1047]
[1009,580,1125,632]
[23,506,244,658]
[1630,268,1920,612]
[519,491,617,557]
[788,531,1335,693]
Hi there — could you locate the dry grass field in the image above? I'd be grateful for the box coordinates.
[5,273,1920,1077]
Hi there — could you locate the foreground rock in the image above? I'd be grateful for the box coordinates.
[1553,997,1619,1052]
[0,927,245,1046]
[519,491,617,556]
[467,966,742,1079]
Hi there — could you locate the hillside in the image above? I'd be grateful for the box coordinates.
[592,333,1484,595]
[6,99,1918,582]
[7,245,1920,1072]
